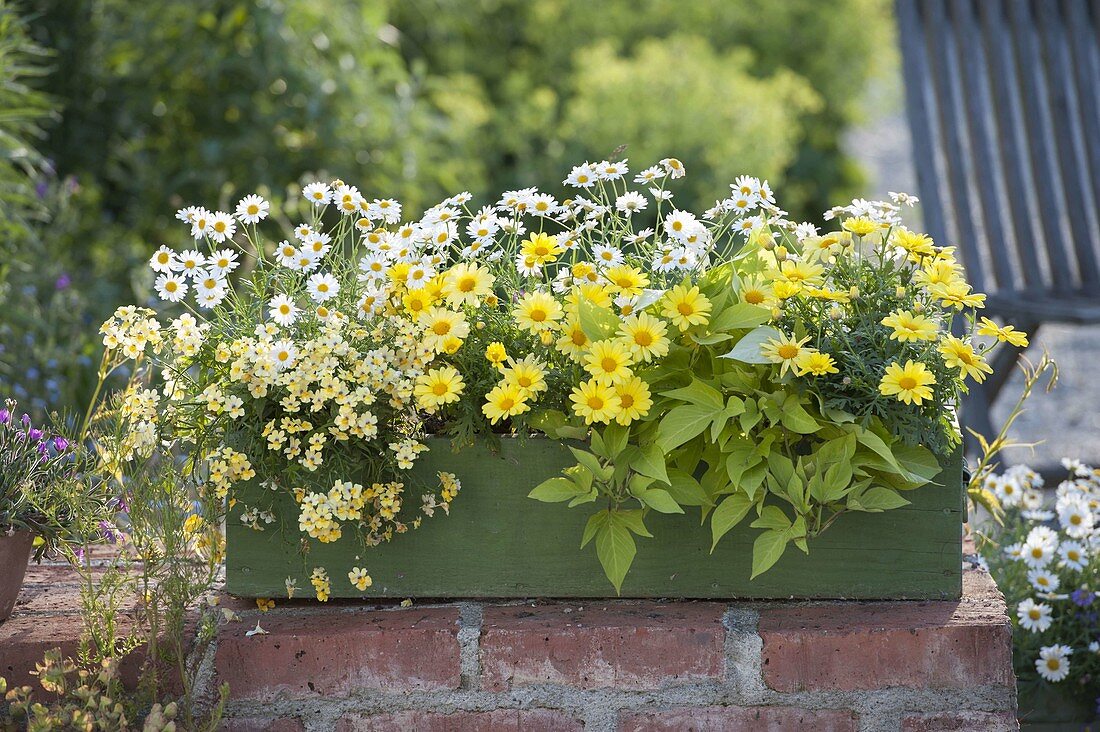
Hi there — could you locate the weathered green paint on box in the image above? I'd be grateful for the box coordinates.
[225,438,964,600]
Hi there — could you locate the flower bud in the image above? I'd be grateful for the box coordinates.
[848,286,859,300]
[775,246,788,261]
[895,286,906,299]
[829,306,843,320]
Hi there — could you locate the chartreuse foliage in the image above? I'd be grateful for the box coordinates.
[531,265,943,592]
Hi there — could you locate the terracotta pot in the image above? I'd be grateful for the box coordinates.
[0,530,34,622]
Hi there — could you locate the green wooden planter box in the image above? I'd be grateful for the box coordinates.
[225,437,964,600]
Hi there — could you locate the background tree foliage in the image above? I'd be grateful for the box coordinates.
[5,0,891,417]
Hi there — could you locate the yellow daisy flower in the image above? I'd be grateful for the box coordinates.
[613,377,653,425]
[519,232,563,265]
[603,265,650,298]
[893,228,935,258]
[485,341,508,369]
[939,336,993,383]
[419,307,470,353]
[914,260,964,289]
[565,282,613,314]
[482,383,531,424]
[879,360,937,405]
[443,263,494,308]
[662,284,712,331]
[556,318,591,362]
[502,355,548,396]
[928,281,986,310]
[584,339,634,385]
[880,309,939,342]
[570,378,622,425]
[414,366,465,411]
[841,216,880,236]
[402,289,436,318]
[977,317,1029,347]
[618,312,669,362]
[794,349,839,377]
[760,333,811,376]
[738,275,775,308]
[513,291,564,334]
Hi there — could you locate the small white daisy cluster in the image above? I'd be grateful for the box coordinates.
[981,459,1100,687]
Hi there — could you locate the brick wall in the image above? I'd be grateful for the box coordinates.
[202,564,1016,732]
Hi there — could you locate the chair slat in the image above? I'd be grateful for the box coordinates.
[1037,2,1100,288]
[976,0,1047,290]
[897,0,953,253]
[921,0,988,292]
[1065,0,1100,216]
[1008,0,1078,289]
[950,0,1019,291]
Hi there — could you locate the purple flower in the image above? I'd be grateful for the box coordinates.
[99,521,118,544]
[0,409,9,425]
[35,181,47,199]
[20,413,30,428]
[55,273,72,291]
[27,428,43,441]
[36,442,48,456]
[1072,589,1095,607]
[52,437,69,451]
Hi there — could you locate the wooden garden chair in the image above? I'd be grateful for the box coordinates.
[896,0,1100,444]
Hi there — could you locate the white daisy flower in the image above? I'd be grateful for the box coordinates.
[1035,645,1071,682]
[175,205,201,224]
[659,157,685,178]
[615,192,648,215]
[427,222,456,249]
[1004,542,1025,561]
[650,187,674,201]
[293,223,314,241]
[1016,598,1053,633]
[207,249,240,277]
[1090,641,1100,654]
[334,184,364,215]
[1027,568,1060,593]
[1060,541,1088,571]
[189,208,212,239]
[301,232,333,258]
[1022,534,1056,569]
[564,163,597,188]
[235,194,269,224]
[1058,496,1094,538]
[149,246,177,274]
[172,250,207,279]
[592,244,624,268]
[269,340,297,370]
[268,294,299,327]
[288,249,322,273]
[306,272,340,303]
[596,159,628,180]
[370,198,402,224]
[634,166,664,184]
[195,274,228,309]
[794,222,819,241]
[664,210,698,241]
[732,175,760,197]
[529,193,560,217]
[275,241,300,268]
[154,274,188,303]
[514,253,542,278]
[207,212,237,243]
[302,182,332,206]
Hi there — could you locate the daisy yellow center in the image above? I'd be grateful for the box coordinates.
[217,258,229,267]
[1028,609,1041,620]
[517,375,533,388]
[615,275,634,287]
[165,281,178,292]
[677,302,695,316]
[1069,550,1080,560]
[600,252,613,261]
[529,308,547,322]
[279,305,291,315]
[777,344,799,360]
[214,221,226,232]
[157,253,170,264]
[1071,515,1082,525]
[204,279,217,289]
[499,396,516,410]
[432,321,451,336]
[634,331,653,347]
[313,192,324,199]
[458,276,476,292]
[898,376,918,390]
[587,395,605,410]
[744,290,765,304]
[1031,547,1044,558]
[572,331,587,345]
[318,283,329,292]
[1046,659,1061,671]
[1038,577,1050,586]
[620,394,635,409]
[432,383,448,396]
[672,221,683,231]
[277,351,290,361]
[247,204,259,215]
[601,357,618,372]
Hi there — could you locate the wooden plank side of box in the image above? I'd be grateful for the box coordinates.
[225,438,963,600]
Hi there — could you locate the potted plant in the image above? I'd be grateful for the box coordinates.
[977,458,1100,728]
[99,156,1024,600]
[0,401,107,621]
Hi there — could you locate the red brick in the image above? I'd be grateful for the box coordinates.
[480,602,725,691]
[335,709,583,731]
[219,718,304,732]
[758,567,1013,692]
[215,607,460,700]
[618,706,858,731]
[901,711,1019,731]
